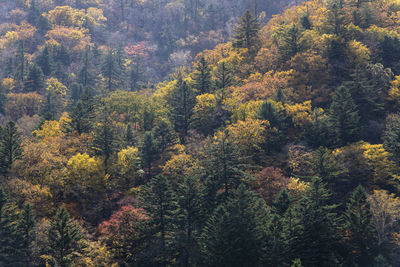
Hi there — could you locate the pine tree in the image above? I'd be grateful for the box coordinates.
[329,85,360,146]
[345,185,377,266]
[215,61,233,91]
[284,176,342,266]
[201,132,248,213]
[15,41,25,82]
[141,131,158,179]
[69,100,94,134]
[199,184,267,267]
[36,45,54,76]
[47,206,84,267]
[55,44,71,66]
[304,109,335,148]
[273,189,290,216]
[25,64,44,92]
[36,15,51,35]
[142,105,155,132]
[232,10,260,50]
[0,188,22,265]
[169,77,196,143]
[102,49,121,92]
[79,45,95,87]
[0,121,22,174]
[92,106,115,168]
[383,113,400,162]
[18,203,36,265]
[28,0,40,25]
[0,81,6,115]
[125,123,136,146]
[153,120,176,153]
[140,175,179,266]
[175,175,203,266]
[192,56,212,94]
[279,24,302,61]
[258,100,287,150]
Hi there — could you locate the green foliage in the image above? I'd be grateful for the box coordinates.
[47,206,84,267]
[233,10,260,50]
[193,56,213,94]
[199,184,267,267]
[0,121,22,174]
[25,64,44,92]
[329,85,361,146]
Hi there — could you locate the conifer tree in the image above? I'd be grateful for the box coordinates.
[15,41,25,82]
[201,132,248,213]
[175,175,203,266]
[169,77,196,143]
[153,120,176,153]
[102,49,121,91]
[92,106,115,167]
[25,64,44,92]
[141,132,158,179]
[47,206,84,267]
[0,188,23,265]
[79,45,95,87]
[36,15,51,35]
[140,175,179,266]
[18,203,36,265]
[199,184,267,267]
[125,123,136,146]
[383,113,400,162]
[329,85,360,146]
[279,24,302,61]
[192,56,212,94]
[215,61,233,91]
[284,176,342,266]
[36,45,54,76]
[345,185,377,266]
[232,10,260,50]
[69,100,94,134]
[0,121,22,174]
[0,82,6,115]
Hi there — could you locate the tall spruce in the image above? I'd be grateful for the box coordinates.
[47,206,84,267]
[232,10,260,50]
[92,106,115,168]
[284,176,342,266]
[0,121,22,174]
[199,184,267,267]
[329,85,360,146]
[140,175,179,266]
[345,185,377,266]
[36,45,54,76]
[169,77,196,143]
[141,131,158,179]
[215,61,233,91]
[25,64,44,92]
[193,56,213,94]
[101,49,121,91]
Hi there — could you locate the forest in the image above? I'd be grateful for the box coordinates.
[1,0,400,266]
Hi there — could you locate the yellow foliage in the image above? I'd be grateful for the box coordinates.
[284,101,313,127]
[117,146,140,171]
[287,177,308,198]
[347,40,370,64]
[389,75,400,104]
[2,78,17,91]
[46,77,67,95]
[34,120,63,139]
[227,118,268,155]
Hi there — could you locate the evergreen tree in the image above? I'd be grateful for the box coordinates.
[232,10,260,50]
[92,106,115,167]
[79,45,95,87]
[25,64,44,92]
[344,185,377,266]
[101,49,121,91]
[169,77,196,143]
[18,203,36,265]
[36,45,54,76]
[69,100,94,134]
[304,109,335,148]
[125,123,136,146]
[301,14,312,29]
[28,0,40,25]
[141,131,158,179]
[140,175,179,266]
[55,44,71,66]
[192,56,213,94]
[284,176,342,266]
[273,189,290,216]
[142,105,155,132]
[383,113,400,162]
[36,15,51,35]
[0,81,6,115]
[175,175,203,266]
[201,132,248,213]
[47,206,84,267]
[328,86,360,146]
[0,121,22,174]
[0,188,22,266]
[153,120,176,153]
[215,61,233,91]
[199,184,267,267]
[15,41,25,82]
[279,24,302,61]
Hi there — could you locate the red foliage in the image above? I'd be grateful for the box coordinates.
[125,42,149,59]
[253,167,290,204]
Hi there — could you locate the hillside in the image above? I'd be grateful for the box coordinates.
[1,0,400,266]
